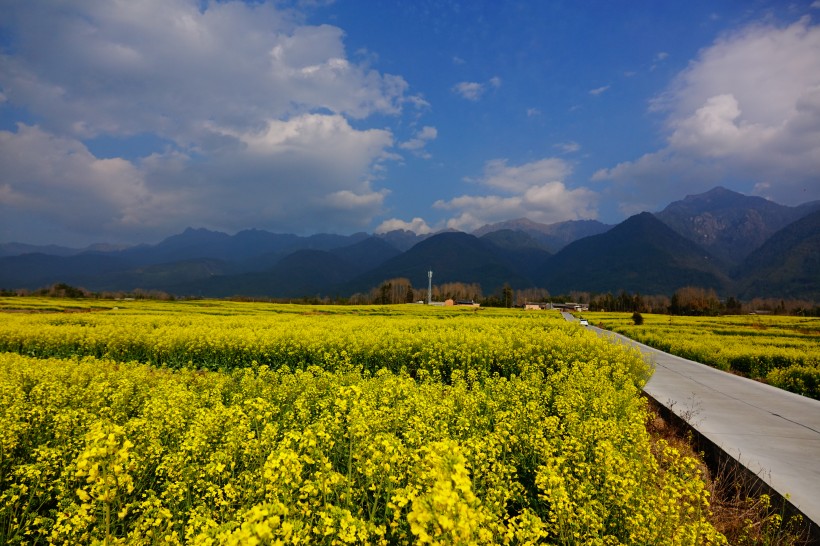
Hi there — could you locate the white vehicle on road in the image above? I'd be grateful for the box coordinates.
[579,318,589,326]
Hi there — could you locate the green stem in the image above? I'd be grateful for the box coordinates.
[104,461,111,546]
[347,431,353,508]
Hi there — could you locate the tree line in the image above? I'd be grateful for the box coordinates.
[3,282,818,316]
[349,281,819,316]
[581,287,819,316]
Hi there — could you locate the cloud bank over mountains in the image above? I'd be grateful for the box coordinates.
[434,158,598,233]
[0,0,416,243]
[1,1,819,246]
[594,16,820,215]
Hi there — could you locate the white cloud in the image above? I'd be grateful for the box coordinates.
[526,108,541,117]
[399,126,438,158]
[653,16,820,126]
[597,16,820,208]
[592,148,724,213]
[324,189,387,210]
[666,93,779,156]
[452,81,485,101]
[555,141,581,154]
[375,217,434,234]
[0,124,165,241]
[404,94,431,109]
[0,117,396,244]
[160,114,394,234]
[0,0,416,244]
[0,1,412,143]
[435,158,599,232]
[589,85,610,96]
[225,114,392,168]
[473,158,573,193]
[452,76,501,101]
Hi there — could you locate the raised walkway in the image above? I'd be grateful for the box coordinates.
[562,312,820,535]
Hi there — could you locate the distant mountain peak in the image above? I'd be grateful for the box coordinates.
[671,186,767,211]
[611,211,683,240]
[472,217,546,236]
[477,217,545,230]
[655,186,809,265]
[479,229,547,250]
[375,229,434,252]
[472,217,611,252]
[181,226,224,235]
[691,186,736,198]
[164,227,230,241]
[539,210,730,295]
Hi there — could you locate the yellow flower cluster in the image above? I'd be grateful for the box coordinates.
[0,299,727,544]
[0,301,652,386]
[592,312,820,399]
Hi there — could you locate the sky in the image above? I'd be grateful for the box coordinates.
[2,0,820,247]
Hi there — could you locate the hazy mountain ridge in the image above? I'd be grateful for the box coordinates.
[472,218,612,252]
[339,232,531,296]
[478,230,553,283]
[2,187,818,300]
[374,230,431,252]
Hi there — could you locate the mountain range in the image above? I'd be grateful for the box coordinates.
[2,187,819,301]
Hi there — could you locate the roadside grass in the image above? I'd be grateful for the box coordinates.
[644,397,811,545]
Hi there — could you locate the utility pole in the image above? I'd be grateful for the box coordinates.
[427,270,432,305]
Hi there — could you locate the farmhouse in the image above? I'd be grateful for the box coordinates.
[441,299,481,307]
[519,302,556,310]
[552,302,588,312]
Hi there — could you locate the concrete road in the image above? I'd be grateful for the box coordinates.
[562,312,820,529]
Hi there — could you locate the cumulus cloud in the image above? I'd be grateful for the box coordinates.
[589,85,610,96]
[0,116,394,243]
[596,16,820,208]
[469,158,573,193]
[452,76,501,101]
[399,126,438,158]
[452,81,485,101]
[192,114,394,231]
[434,158,599,232]
[555,141,581,154]
[375,217,434,234]
[224,114,392,167]
[0,1,410,141]
[0,125,166,242]
[666,94,778,156]
[0,0,417,244]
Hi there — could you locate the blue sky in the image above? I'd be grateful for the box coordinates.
[2,0,820,246]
